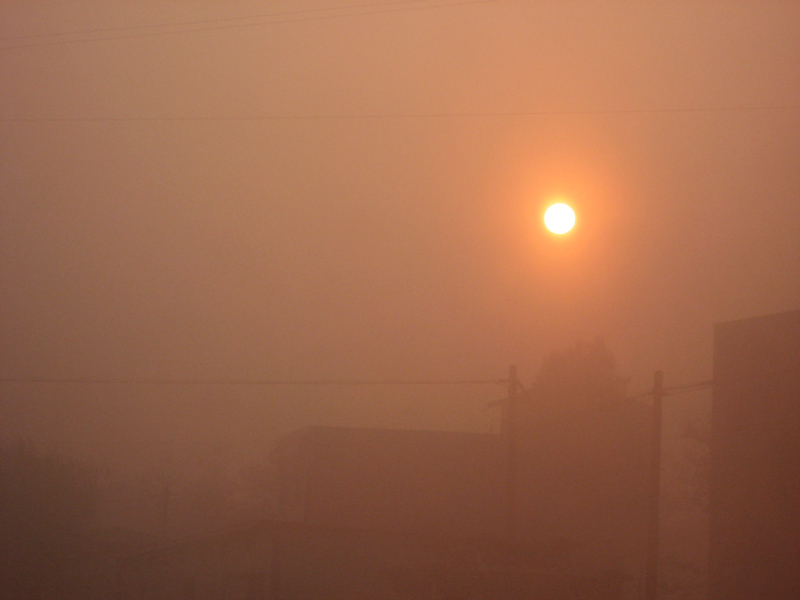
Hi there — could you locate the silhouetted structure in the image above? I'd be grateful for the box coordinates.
[710,310,800,599]
[270,426,506,539]
[94,425,626,599]
[97,520,623,600]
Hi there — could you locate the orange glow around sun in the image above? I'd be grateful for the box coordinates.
[544,203,576,234]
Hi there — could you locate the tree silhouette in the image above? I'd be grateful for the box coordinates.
[0,441,97,599]
[516,339,651,576]
[532,337,629,412]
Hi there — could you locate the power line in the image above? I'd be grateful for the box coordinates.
[0,0,429,42]
[0,0,500,52]
[1,105,797,124]
[630,379,713,400]
[0,377,508,387]
[636,367,798,399]
[663,380,714,397]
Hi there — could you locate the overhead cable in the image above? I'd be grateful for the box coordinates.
[1,105,797,124]
[0,0,500,51]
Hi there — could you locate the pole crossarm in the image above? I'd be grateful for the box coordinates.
[631,378,714,400]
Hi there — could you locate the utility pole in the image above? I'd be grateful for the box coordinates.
[270,523,283,600]
[505,364,519,545]
[645,370,664,600]
[161,481,171,542]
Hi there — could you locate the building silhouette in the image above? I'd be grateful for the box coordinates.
[269,426,506,539]
[90,426,625,599]
[710,310,800,599]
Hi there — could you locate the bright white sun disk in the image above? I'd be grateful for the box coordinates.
[544,203,576,234]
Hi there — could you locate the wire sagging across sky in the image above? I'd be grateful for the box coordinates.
[0,0,501,51]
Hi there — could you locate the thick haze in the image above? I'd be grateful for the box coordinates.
[1,1,799,469]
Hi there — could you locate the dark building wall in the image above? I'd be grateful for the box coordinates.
[710,310,800,600]
[270,422,648,589]
[108,522,624,600]
[271,427,506,539]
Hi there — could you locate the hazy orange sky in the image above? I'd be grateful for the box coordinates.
[1,1,798,467]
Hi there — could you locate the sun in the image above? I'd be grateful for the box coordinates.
[544,203,576,234]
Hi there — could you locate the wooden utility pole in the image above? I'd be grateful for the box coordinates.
[161,481,170,542]
[271,523,283,600]
[505,364,519,544]
[645,370,664,600]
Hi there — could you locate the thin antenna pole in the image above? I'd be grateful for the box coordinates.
[505,365,519,544]
[645,370,664,600]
